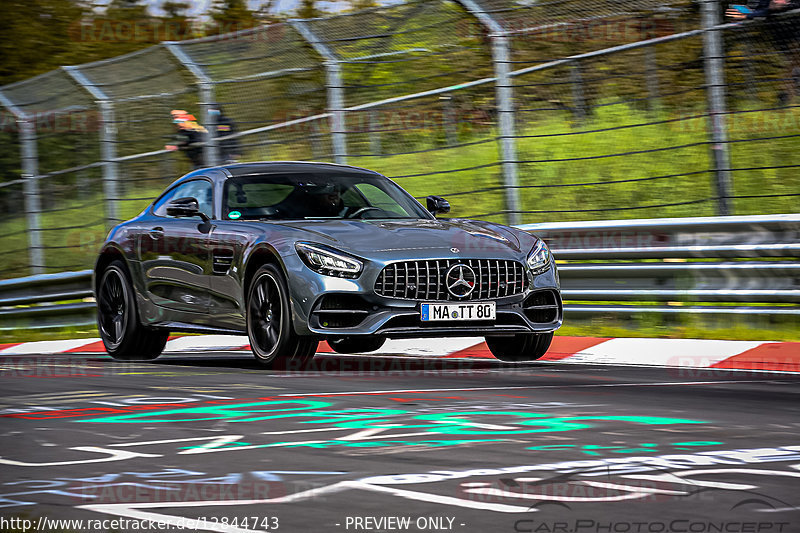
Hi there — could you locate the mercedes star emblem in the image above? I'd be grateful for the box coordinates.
[445,264,476,298]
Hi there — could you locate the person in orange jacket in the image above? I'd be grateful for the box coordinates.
[165,110,207,168]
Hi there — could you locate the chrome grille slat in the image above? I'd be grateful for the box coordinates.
[512,260,518,294]
[504,260,510,297]
[415,261,421,299]
[494,260,500,299]
[375,259,526,301]
[477,260,483,299]
[393,263,399,298]
[404,263,409,298]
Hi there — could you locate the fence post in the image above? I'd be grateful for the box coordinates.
[98,100,120,225]
[370,110,382,155]
[291,20,347,165]
[0,91,44,275]
[441,93,457,146]
[63,66,120,227]
[458,0,520,225]
[165,43,219,167]
[19,118,44,275]
[702,0,733,216]
[201,81,219,166]
[570,61,587,122]
[645,45,661,113]
[494,33,521,225]
[326,59,347,165]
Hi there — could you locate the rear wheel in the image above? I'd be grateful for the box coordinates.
[485,332,553,362]
[247,264,318,369]
[97,260,168,361]
[328,336,386,354]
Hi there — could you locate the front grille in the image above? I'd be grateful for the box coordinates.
[374,259,526,301]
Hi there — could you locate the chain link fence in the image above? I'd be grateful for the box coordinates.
[1,0,799,278]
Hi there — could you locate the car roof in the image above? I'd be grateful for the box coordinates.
[221,161,383,178]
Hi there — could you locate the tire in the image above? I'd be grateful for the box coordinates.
[485,332,553,362]
[247,264,318,370]
[328,336,386,354]
[97,260,168,361]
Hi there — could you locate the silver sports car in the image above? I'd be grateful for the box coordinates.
[94,162,562,368]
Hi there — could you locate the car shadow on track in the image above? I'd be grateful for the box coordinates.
[119,352,558,374]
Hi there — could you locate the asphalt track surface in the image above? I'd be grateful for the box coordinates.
[1,350,800,533]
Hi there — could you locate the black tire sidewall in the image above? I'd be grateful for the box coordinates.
[98,262,137,356]
[98,261,167,361]
[247,264,292,363]
[328,336,386,354]
[486,332,553,362]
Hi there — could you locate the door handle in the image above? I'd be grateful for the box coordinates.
[149,227,164,240]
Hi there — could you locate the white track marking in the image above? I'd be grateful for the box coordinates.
[165,335,249,352]
[565,338,766,366]
[377,337,485,356]
[0,339,101,355]
[276,381,790,397]
[80,482,354,533]
[346,481,531,513]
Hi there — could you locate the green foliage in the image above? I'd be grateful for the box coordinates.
[1,102,797,280]
[0,0,87,85]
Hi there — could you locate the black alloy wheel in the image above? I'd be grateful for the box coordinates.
[97,260,168,360]
[98,267,127,350]
[247,264,318,369]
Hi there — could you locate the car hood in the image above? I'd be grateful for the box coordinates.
[273,218,528,257]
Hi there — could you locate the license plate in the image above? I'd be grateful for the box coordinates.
[420,302,496,322]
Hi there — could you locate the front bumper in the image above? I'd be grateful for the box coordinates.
[286,252,562,338]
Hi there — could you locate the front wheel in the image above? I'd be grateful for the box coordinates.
[247,264,318,369]
[97,260,168,361]
[485,332,553,362]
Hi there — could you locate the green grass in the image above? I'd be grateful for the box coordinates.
[3,101,798,278]
[560,313,800,342]
[0,325,99,344]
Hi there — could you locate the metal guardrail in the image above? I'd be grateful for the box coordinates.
[1,214,798,331]
[0,271,94,330]
[521,213,800,317]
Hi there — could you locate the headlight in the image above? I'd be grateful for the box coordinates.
[295,242,363,278]
[526,240,551,275]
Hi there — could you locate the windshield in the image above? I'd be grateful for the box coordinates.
[223,172,432,221]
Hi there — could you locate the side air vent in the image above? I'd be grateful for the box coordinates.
[311,294,372,329]
[523,290,561,324]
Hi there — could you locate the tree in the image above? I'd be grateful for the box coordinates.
[208,0,257,35]
[347,0,379,10]
[104,0,150,21]
[162,1,191,19]
[296,0,322,19]
[0,0,88,85]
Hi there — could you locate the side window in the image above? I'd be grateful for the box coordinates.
[153,179,214,218]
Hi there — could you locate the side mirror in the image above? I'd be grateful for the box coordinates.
[166,197,209,222]
[426,195,450,217]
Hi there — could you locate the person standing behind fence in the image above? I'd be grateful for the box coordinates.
[209,104,242,164]
[726,0,800,105]
[165,109,207,169]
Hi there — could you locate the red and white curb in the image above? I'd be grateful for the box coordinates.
[1,336,799,373]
